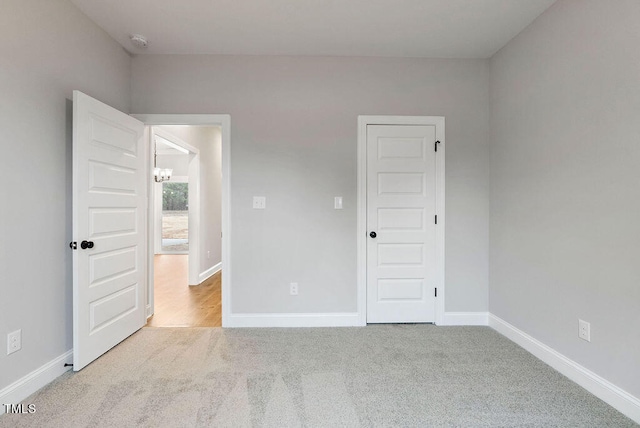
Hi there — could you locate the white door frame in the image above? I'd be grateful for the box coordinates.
[151,127,200,286]
[132,114,231,327]
[357,115,445,325]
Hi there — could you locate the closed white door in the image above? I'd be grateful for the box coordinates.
[366,125,438,323]
[72,91,146,370]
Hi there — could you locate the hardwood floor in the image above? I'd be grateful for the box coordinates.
[146,255,221,327]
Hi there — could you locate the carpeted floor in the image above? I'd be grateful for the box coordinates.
[1,325,635,427]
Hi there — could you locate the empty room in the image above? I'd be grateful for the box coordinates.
[0,0,639,426]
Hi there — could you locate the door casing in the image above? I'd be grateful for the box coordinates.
[357,116,445,325]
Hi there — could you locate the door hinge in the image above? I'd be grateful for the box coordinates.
[435,288,438,297]
[435,215,438,225]
[69,241,77,250]
[434,140,441,152]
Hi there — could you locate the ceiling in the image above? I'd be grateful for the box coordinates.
[155,142,185,156]
[70,0,556,58]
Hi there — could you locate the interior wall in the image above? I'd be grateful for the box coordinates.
[132,55,490,314]
[156,153,189,177]
[490,0,640,398]
[158,126,223,274]
[0,0,130,390]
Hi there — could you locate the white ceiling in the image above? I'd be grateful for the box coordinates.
[155,140,185,156]
[71,0,556,58]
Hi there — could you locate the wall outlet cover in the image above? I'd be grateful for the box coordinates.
[7,329,21,355]
[253,196,266,209]
[578,319,591,342]
[290,282,299,296]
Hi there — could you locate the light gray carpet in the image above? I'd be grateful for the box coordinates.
[1,325,635,427]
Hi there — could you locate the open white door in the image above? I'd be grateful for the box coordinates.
[72,91,146,371]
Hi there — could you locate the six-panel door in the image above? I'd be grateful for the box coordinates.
[73,91,146,370]
[366,125,437,323]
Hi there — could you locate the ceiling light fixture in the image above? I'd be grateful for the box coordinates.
[153,139,172,183]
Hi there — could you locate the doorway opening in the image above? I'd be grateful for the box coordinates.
[145,124,223,327]
[72,94,231,370]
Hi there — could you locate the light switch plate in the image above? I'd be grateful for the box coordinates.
[253,196,266,209]
[334,196,343,209]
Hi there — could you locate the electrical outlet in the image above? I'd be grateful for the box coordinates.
[207,250,211,259]
[253,196,266,209]
[578,319,590,342]
[7,329,21,355]
[290,282,299,296]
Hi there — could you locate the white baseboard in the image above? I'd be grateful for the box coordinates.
[226,312,364,328]
[199,262,221,284]
[489,314,640,424]
[0,350,72,415]
[440,312,489,326]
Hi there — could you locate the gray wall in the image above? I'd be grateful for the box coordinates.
[489,0,640,397]
[3,0,636,408]
[132,55,490,314]
[158,126,223,272]
[0,0,130,389]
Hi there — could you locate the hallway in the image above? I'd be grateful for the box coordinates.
[146,255,221,327]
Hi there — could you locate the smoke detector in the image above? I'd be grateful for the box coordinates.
[129,34,148,49]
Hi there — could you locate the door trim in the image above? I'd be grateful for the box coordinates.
[131,114,231,327]
[357,115,445,325]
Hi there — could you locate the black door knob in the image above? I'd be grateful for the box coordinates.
[80,240,94,249]
[369,231,377,238]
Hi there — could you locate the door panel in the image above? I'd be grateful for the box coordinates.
[378,208,424,231]
[377,173,425,195]
[89,286,137,332]
[377,137,425,159]
[73,91,146,370]
[366,125,437,323]
[89,247,137,285]
[88,161,137,193]
[377,279,424,300]
[89,208,137,237]
[378,244,424,265]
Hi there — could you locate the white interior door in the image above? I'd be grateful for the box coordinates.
[366,124,438,323]
[72,91,146,370]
